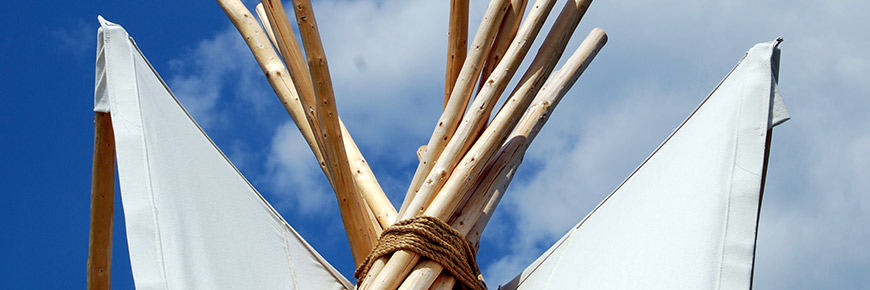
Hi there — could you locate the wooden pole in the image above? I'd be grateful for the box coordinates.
[287,0,380,265]
[221,0,331,181]
[399,0,558,220]
[262,0,380,264]
[371,1,511,286]
[421,0,596,234]
[444,0,469,109]
[398,0,509,222]
[467,27,607,248]
[257,1,397,228]
[399,137,523,290]
[343,120,398,227]
[220,0,390,264]
[477,0,528,93]
[255,4,281,56]
[87,112,115,290]
[425,29,607,290]
[467,0,529,143]
[367,1,595,288]
[430,0,595,212]
[259,0,327,167]
[429,274,456,290]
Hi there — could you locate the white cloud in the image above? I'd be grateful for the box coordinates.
[52,19,95,61]
[263,121,334,215]
[166,27,273,128]
[162,0,870,286]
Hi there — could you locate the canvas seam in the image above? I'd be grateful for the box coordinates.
[716,68,745,290]
[541,232,571,289]
[283,227,300,289]
[126,36,171,290]
[716,41,776,290]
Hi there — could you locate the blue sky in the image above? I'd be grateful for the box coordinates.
[2,0,868,289]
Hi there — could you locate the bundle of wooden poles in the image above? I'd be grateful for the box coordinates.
[216,0,606,289]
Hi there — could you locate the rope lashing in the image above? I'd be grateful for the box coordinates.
[354,216,486,290]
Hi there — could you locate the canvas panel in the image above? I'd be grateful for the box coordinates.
[502,39,786,290]
[95,17,351,290]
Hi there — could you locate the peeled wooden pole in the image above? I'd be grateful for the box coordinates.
[425,28,607,290]
[255,4,280,55]
[368,1,594,287]
[398,0,510,219]
[477,0,527,92]
[463,152,522,250]
[401,130,526,290]
[359,253,388,289]
[261,0,379,264]
[221,0,388,264]
[221,0,396,228]
[87,112,115,290]
[429,274,456,290]
[444,0,469,109]
[397,141,520,290]
[257,0,330,176]
[287,0,381,265]
[424,0,596,227]
[267,0,396,229]
[253,1,397,229]
[344,122,398,227]
[400,0,558,220]
[220,0,326,177]
[286,0,345,184]
[467,0,525,142]
[470,28,607,246]
[467,0,527,142]
[368,0,511,283]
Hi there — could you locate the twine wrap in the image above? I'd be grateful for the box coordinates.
[354,216,486,290]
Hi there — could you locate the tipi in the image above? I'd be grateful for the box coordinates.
[86,0,788,289]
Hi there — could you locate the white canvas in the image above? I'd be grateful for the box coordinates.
[501,39,788,290]
[95,17,352,290]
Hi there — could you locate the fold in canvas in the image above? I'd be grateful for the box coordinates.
[94,16,352,289]
[501,39,788,289]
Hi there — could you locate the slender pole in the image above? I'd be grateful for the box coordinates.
[429,274,456,290]
[410,27,607,290]
[87,112,115,290]
[366,2,596,288]
[255,4,281,56]
[219,0,396,232]
[398,0,509,221]
[221,0,389,266]
[400,0,558,220]
[477,0,528,93]
[470,28,607,246]
[467,0,529,142]
[444,0,469,109]
[288,0,380,265]
[259,0,380,265]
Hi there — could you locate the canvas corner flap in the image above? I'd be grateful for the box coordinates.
[748,37,790,128]
[746,36,791,129]
[769,37,790,128]
[94,16,132,113]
